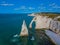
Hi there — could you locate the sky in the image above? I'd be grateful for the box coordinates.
[0,0,60,13]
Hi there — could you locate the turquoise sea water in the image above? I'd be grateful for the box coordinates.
[0,14,55,45]
[0,14,34,45]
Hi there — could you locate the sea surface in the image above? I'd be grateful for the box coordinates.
[0,14,34,45]
[0,14,55,45]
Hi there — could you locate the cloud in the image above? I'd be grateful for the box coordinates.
[0,1,14,6]
[28,7,35,10]
[14,6,26,10]
[38,6,46,10]
[20,6,26,9]
[14,6,35,10]
[49,3,56,6]
[52,6,60,9]
[49,3,60,9]
[38,3,45,9]
[0,3,14,6]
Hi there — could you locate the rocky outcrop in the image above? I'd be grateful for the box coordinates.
[20,20,28,36]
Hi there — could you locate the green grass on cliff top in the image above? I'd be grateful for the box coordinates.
[35,13,60,21]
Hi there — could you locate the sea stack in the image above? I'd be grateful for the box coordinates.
[20,20,28,36]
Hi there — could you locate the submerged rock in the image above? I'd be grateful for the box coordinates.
[31,36,35,41]
[11,34,20,43]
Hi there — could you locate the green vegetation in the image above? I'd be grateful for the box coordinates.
[35,12,60,21]
[57,18,60,21]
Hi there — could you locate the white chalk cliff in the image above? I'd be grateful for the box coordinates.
[29,15,51,29]
[20,20,28,36]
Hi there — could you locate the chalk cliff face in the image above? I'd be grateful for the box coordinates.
[29,13,60,34]
[29,15,52,29]
[50,20,60,34]
[20,20,28,36]
[35,16,48,29]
